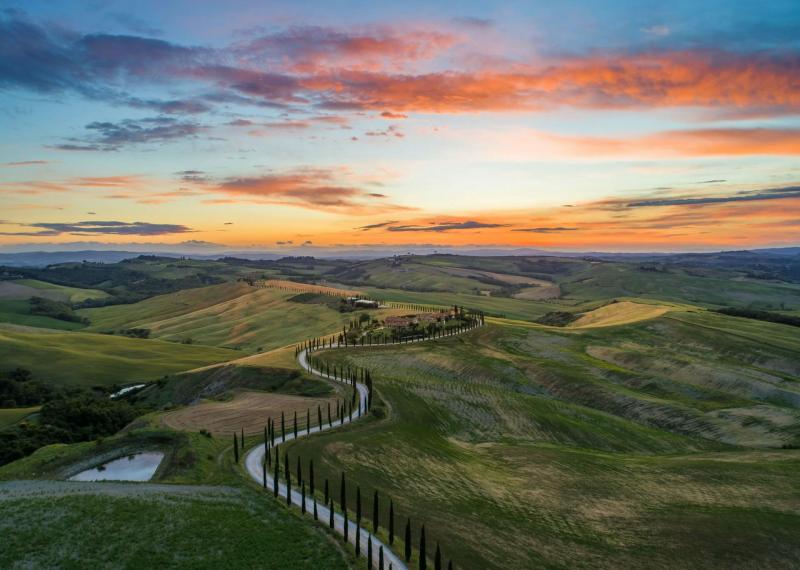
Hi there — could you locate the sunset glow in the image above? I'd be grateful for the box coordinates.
[2,1,799,252]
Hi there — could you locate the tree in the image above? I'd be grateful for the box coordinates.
[379,545,384,570]
[329,497,334,528]
[284,452,291,506]
[419,525,427,570]
[273,449,279,497]
[356,486,362,554]
[405,518,412,562]
[448,561,453,570]
[324,478,329,504]
[389,499,395,544]
[293,410,298,438]
[281,411,285,442]
[435,543,441,570]
[367,536,373,567]
[373,490,379,533]
[296,455,302,487]
[233,433,239,463]
[317,405,322,429]
[301,482,306,514]
[241,427,244,450]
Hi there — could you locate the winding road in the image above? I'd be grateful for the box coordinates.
[244,319,482,570]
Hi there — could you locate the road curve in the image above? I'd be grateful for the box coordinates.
[244,320,482,569]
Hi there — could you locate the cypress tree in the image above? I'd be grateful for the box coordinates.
[301,482,306,514]
[405,518,412,562]
[373,491,379,533]
[329,497,334,528]
[419,525,426,570]
[233,433,239,463]
[285,452,291,506]
[389,499,394,544]
[264,425,268,451]
[356,486,362,554]
[317,405,322,429]
[296,456,302,487]
[293,410,298,438]
[340,472,347,512]
[241,427,244,450]
[281,411,285,442]
[447,562,452,570]
[307,408,310,434]
[324,478,329,504]
[344,508,349,543]
[434,543,441,570]
[367,536,372,567]
[379,545,384,570]
[327,402,332,427]
[273,450,279,497]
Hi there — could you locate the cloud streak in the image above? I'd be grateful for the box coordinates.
[0,220,194,236]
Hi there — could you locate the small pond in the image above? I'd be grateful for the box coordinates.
[69,452,164,482]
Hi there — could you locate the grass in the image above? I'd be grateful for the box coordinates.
[82,282,403,352]
[0,299,86,330]
[0,406,40,428]
[0,326,237,387]
[281,316,800,569]
[14,279,110,303]
[0,488,350,570]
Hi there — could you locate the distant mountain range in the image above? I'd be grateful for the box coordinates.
[0,246,798,267]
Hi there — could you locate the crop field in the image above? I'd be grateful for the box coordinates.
[82,282,402,352]
[0,326,237,387]
[161,390,339,436]
[0,481,349,569]
[284,314,800,569]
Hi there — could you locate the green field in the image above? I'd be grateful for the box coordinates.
[0,482,349,569]
[0,326,237,387]
[82,282,402,352]
[283,315,800,569]
[0,300,87,330]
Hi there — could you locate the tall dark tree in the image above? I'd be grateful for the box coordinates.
[301,482,306,514]
[379,545,384,570]
[367,536,372,568]
[285,452,291,506]
[233,433,239,463]
[447,561,452,570]
[373,490,380,533]
[405,518,412,562]
[241,427,244,450]
[317,405,322,429]
[327,402,332,427]
[340,472,347,512]
[324,478,329,504]
[329,497,334,528]
[389,500,395,544]
[419,525,427,570]
[295,455,301,487]
[434,542,441,570]
[281,411,286,442]
[273,450,279,497]
[293,410,298,438]
[356,486,362,554]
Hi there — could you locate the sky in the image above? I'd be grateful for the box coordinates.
[1,0,799,253]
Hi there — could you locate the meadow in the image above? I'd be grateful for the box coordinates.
[283,315,800,569]
[0,326,236,387]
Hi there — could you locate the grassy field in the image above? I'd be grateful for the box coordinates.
[282,315,800,569]
[0,299,87,330]
[0,485,349,570]
[0,326,237,387]
[82,282,402,352]
[160,390,338,436]
[0,279,109,303]
[0,406,40,428]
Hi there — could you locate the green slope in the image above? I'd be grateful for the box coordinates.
[0,326,237,386]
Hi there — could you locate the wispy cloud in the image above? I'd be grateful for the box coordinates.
[512,227,579,233]
[387,220,509,232]
[51,117,206,151]
[0,220,194,236]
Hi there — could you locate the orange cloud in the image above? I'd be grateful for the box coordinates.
[549,128,800,157]
[305,50,800,113]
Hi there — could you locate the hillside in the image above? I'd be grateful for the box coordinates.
[0,325,236,387]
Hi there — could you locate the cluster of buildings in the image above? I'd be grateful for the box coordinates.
[384,311,453,328]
